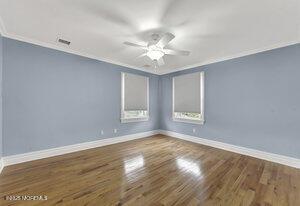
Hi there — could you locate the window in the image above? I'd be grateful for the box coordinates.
[121,73,149,123]
[173,72,204,124]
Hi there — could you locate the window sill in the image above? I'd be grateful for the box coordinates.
[121,117,149,123]
[173,118,205,125]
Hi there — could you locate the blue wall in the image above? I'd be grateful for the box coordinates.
[160,44,300,158]
[2,38,159,156]
[2,36,300,159]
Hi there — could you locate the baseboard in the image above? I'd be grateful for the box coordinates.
[0,158,4,174]
[3,130,159,166]
[3,130,300,169]
[159,130,300,169]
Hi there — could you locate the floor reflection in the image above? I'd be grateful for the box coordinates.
[124,154,144,174]
[176,158,202,176]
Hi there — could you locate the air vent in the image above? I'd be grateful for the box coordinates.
[58,38,71,45]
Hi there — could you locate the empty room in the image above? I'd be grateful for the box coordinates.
[0,0,299,205]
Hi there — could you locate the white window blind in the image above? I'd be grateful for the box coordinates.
[173,72,203,113]
[123,73,148,111]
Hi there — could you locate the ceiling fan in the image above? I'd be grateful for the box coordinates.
[124,33,190,68]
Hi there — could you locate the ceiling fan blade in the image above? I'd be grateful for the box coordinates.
[81,2,136,31]
[157,57,165,66]
[137,53,147,58]
[156,33,175,48]
[164,49,190,56]
[160,0,192,28]
[124,42,147,49]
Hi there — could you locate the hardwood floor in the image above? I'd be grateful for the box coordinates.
[0,135,299,206]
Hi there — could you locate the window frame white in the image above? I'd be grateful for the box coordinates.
[121,72,149,123]
[172,72,205,125]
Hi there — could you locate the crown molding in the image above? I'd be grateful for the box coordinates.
[157,40,300,75]
[1,31,157,75]
[1,16,299,75]
[0,17,156,74]
[0,16,7,35]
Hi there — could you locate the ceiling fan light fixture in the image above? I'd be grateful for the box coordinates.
[146,45,165,60]
[146,50,164,60]
[123,32,190,67]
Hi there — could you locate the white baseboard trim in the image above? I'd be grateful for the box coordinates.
[2,130,300,170]
[159,130,300,169]
[3,130,159,166]
[0,158,4,174]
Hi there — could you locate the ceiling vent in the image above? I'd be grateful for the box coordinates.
[57,38,71,45]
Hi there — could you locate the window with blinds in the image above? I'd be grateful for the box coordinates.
[172,72,204,124]
[121,73,149,123]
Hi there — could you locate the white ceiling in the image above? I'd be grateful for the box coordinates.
[0,0,299,74]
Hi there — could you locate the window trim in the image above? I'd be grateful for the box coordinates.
[172,72,205,125]
[121,72,150,123]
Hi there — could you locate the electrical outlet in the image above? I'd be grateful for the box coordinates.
[192,128,196,133]
[114,128,117,133]
[101,130,104,135]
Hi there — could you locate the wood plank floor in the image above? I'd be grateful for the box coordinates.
[0,135,299,206]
